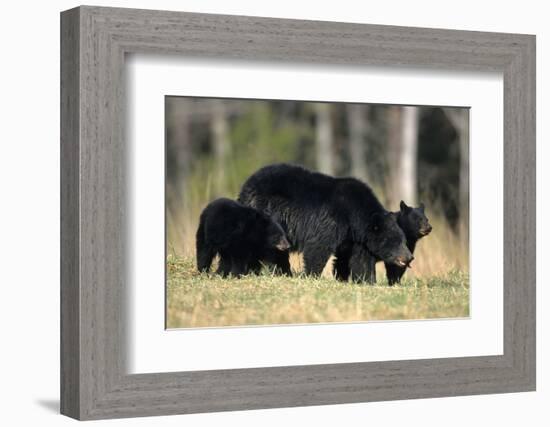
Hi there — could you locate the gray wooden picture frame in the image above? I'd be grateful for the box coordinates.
[60,5,536,421]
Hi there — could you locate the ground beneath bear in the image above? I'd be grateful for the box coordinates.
[166,256,469,329]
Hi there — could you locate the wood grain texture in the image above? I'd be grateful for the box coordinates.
[60,6,536,420]
[60,7,80,419]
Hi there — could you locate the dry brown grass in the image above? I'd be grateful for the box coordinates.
[166,257,469,329]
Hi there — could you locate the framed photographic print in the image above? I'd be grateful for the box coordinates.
[61,5,535,420]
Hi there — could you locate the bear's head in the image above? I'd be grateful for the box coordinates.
[398,200,432,240]
[259,213,290,251]
[364,211,414,268]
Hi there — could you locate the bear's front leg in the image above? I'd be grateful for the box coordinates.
[333,243,352,281]
[265,249,291,276]
[349,244,376,284]
[384,262,405,285]
[333,257,350,281]
[196,223,216,272]
[248,258,262,275]
[230,256,250,278]
[303,243,333,276]
[216,252,232,277]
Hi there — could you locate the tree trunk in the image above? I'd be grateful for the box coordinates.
[314,103,334,175]
[385,106,401,208]
[445,108,470,235]
[166,97,191,195]
[347,104,369,182]
[400,106,419,206]
[385,106,418,208]
[210,100,230,195]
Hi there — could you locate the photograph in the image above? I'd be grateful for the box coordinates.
[165,97,470,328]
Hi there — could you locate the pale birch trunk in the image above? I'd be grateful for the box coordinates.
[386,106,402,208]
[400,106,419,206]
[347,104,369,182]
[314,103,334,175]
[166,98,191,194]
[210,100,230,195]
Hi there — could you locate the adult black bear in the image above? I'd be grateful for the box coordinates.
[349,200,432,285]
[238,163,413,280]
[196,198,290,277]
[385,201,432,284]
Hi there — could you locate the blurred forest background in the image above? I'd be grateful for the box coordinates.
[166,97,469,278]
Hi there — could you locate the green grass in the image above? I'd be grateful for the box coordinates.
[166,256,470,329]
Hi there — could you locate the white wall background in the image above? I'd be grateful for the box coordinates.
[0,0,546,425]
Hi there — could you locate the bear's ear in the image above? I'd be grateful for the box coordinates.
[419,202,425,213]
[400,200,410,213]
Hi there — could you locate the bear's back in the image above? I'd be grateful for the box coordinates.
[239,163,384,214]
[202,197,244,220]
[332,176,384,214]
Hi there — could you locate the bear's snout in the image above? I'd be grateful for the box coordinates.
[395,253,414,268]
[420,224,432,236]
[276,237,290,251]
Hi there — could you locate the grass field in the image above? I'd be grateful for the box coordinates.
[166,256,469,329]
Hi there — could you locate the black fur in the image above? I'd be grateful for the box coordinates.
[385,201,432,284]
[238,163,413,280]
[196,198,290,277]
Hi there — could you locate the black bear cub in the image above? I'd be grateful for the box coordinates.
[196,198,290,277]
[385,200,432,285]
